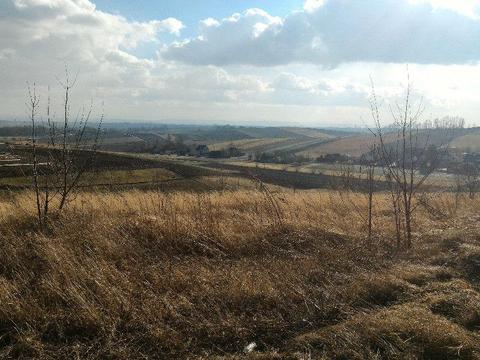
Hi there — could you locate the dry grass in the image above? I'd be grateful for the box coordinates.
[0,189,478,358]
[294,304,479,359]
[298,134,377,158]
[451,132,480,152]
[207,138,291,152]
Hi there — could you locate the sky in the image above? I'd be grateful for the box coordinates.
[1,0,480,126]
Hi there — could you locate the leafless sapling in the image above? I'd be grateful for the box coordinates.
[28,70,103,226]
[369,75,459,248]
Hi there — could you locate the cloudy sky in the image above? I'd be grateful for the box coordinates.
[1,0,480,126]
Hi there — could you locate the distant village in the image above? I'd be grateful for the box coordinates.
[149,137,480,179]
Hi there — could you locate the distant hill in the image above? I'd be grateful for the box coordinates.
[297,127,479,158]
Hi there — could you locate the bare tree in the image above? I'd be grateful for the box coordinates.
[27,83,46,226]
[364,146,376,247]
[54,69,103,209]
[28,69,103,226]
[369,74,459,248]
[456,162,479,200]
[336,148,377,247]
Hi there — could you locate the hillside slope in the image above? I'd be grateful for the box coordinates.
[0,190,478,358]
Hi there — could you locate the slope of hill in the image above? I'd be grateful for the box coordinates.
[297,134,375,157]
[280,127,339,139]
[451,129,480,152]
[0,190,479,358]
[298,127,479,158]
[205,127,338,155]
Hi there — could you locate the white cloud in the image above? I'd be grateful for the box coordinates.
[156,18,184,36]
[164,8,286,66]
[409,0,480,19]
[0,0,184,63]
[164,0,480,67]
[0,0,186,116]
[304,0,326,12]
[200,17,220,28]
[1,0,480,126]
[272,73,317,92]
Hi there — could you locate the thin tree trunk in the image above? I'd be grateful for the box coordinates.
[29,85,43,227]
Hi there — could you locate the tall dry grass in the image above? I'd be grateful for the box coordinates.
[0,188,478,358]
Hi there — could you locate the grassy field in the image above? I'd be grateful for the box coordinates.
[0,149,226,189]
[0,148,457,193]
[207,138,291,152]
[0,188,479,358]
[0,168,177,187]
[207,137,334,155]
[202,127,338,156]
[211,158,456,188]
[280,127,335,139]
[295,128,478,159]
[452,133,480,152]
[297,134,376,158]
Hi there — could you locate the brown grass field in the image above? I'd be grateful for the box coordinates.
[207,138,291,152]
[452,133,480,152]
[297,135,374,158]
[0,187,479,359]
